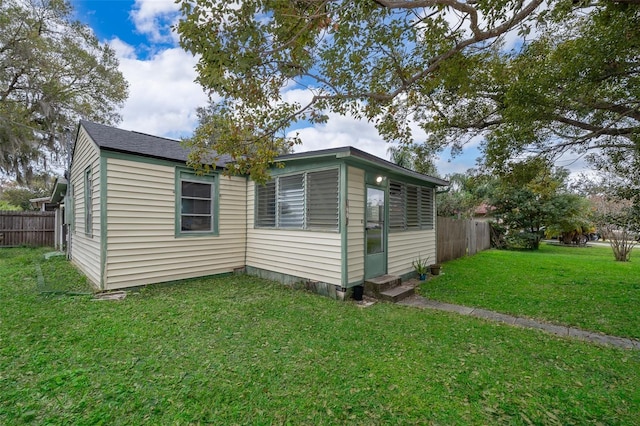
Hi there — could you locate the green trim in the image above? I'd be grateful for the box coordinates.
[387,180,435,233]
[269,158,343,176]
[84,166,93,237]
[101,149,191,168]
[67,183,75,233]
[340,163,348,287]
[252,180,258,230]
[253,166,341,233]
[99,155,108,291]
[347,279,365,288]
[365,170,389,186]
[345,159,438,188]
[276,147,447,186]
[174,167,219,238]
[363,179,389,279]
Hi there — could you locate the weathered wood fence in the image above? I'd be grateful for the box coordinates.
[0,211,55,247]
[437,217,491,263]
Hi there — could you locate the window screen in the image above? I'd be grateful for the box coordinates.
[278,174,305,228]
[420,187,434,229]
[307,169,339,230]
[256,180,276,227]
[406,185,419,228]
[255,169,339,231]
[181,180,213,232]
[389,180,405,230]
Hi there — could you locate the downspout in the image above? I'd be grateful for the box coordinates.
[64,127,73,261]
[244,177,249,271]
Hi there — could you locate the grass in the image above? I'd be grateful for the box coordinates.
[420,243,640,339]
[1,247,639,424]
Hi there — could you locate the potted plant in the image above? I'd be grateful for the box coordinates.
[430,263,442,275]
[412,255,430,281]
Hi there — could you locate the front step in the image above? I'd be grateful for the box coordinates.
[380,284,415,303]
[364,274,401,298]
[364,274,415,302]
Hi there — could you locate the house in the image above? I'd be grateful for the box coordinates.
[29,178,68,250]
[473,202,496,222]
[66,120,448,299]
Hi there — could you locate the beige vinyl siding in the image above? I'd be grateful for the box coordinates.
[69,127,101,287]
[246,181,342,285]
[388,229,436,276]
[347,167,365,284]
[104,158,246,289]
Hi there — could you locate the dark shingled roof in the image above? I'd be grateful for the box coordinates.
[79,120,232,167]
[78,120,448,186]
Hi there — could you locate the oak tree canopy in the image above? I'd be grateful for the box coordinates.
[176,0,639,181]
[1,0,128,183]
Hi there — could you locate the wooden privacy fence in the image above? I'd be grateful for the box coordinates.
[0,211,55,247]
[437,217,491,263]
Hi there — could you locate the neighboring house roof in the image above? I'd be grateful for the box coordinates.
[474,203,495,216]
[29,196,51,205]
[78,120,233,167]
[77,121,448,187]
[49,178,68,204]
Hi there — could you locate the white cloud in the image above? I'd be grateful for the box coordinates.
[290,113,389,159]
[287,112,478,177]
[130,0,181,44]
[109,39,210,139]
[108,37,137,59]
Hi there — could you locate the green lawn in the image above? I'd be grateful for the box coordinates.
[421,243,640,339]
[1,247,639,424]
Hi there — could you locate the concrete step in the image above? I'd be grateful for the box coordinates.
[380,284,415,303]
[364,274,401,297]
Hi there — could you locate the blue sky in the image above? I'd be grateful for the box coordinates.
[67,0,486,177]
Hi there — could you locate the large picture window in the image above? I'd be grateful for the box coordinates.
[176,170,217,236]
[389,180,434,231]
[255,168,339,231]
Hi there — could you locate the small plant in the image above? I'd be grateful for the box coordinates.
[412,254,430,278]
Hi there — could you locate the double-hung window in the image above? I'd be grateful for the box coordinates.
[255,168,339,231]
[176,169,217,236]
[388,180,434,231]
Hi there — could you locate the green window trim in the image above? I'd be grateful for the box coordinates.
[66,183,75,232]
[174,168,219,237]
[254,168,340,232]
[389,180,434,232]
[84,167,93,236]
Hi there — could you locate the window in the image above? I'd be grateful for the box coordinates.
[307,169,339,229]
[419,186,434,229]
[84,167,92,236]
[278,174,305,228]
[176,170,216,236]
[389,181,405,230]
[255,168,339,231]
[66,183,75,232]
[406,185,419,228]
[256,180,276,227]
[389,180,434,231]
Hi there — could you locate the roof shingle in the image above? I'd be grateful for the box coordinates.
[79,120,232,167]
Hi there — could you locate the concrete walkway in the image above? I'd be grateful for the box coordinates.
[398,294,640,350]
